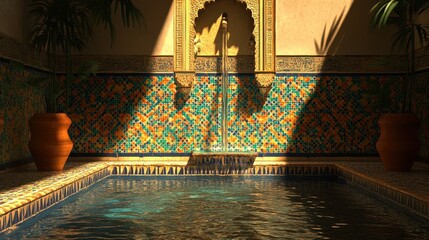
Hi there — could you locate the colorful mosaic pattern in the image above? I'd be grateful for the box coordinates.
[414,72,429,159]
[0,61,46,166]
[3,55,426,165]
[64,73,406,155]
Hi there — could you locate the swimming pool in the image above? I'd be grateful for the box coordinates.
[2,176,428,239]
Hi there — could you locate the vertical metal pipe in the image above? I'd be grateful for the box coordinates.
[221,13,228,152]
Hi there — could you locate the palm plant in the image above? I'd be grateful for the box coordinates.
[28,0,142,112]
[369,0,429,112]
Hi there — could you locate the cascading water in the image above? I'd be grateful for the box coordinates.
[221,13,228,152]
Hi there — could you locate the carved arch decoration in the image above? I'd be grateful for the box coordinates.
[174,0,275,94]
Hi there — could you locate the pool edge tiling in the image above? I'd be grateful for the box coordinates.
[336,163,429,221]
[0,161,428,233]
[0,162,110,233]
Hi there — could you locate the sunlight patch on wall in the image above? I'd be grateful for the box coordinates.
[152,1,174,56]
[276,0,353,55]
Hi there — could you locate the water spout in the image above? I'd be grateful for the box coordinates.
[221,13,228,152]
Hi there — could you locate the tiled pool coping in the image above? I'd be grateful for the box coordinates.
[0,160,428,233]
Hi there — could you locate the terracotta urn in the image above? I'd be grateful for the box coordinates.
[28,113,73,171]
[376,113,420,172]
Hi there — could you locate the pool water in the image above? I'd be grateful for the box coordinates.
[3,176,429,239]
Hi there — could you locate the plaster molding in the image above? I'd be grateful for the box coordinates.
[175,72,195,88]
[255,72,275,87]
[263,0,275,72]
[175,71,195,95]
[255,72,275,97]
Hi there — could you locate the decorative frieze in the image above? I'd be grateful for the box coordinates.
[48,55,416,74]
[276,55,407,73]
[0,34,47,69]
[57,55,174,73]
[195,56,255,72]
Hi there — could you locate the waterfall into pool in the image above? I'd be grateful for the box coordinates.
[192,13,257,165]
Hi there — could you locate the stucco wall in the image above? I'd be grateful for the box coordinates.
[276,0,396,55]
[82,0,398,57]
[83,0,174,56]
[0,0,25,42]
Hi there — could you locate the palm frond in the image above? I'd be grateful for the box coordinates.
[28,0,142,112]
[370,0,399,30]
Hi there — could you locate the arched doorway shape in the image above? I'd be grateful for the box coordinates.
[194,0,254,57]
[174,0,275,95]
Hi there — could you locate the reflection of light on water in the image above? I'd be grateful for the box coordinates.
[5,177,429,240]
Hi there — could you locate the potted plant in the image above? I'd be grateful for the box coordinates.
[368,0,429,171]
[27,0,142,170]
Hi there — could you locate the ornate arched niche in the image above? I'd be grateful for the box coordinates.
[194,0,254,56]
[174,0,275,95]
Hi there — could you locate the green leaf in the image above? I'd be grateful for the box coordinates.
[76,61,100,81]
[370,0,399,30]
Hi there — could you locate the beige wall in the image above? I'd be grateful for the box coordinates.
[0,0,25,42]
[276,0,397,55]
[83,0,174,56]
[6,0,398,57]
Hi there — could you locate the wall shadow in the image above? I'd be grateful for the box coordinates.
[195,0,254,56]
[65,1,173,155]
[285,1,399,156]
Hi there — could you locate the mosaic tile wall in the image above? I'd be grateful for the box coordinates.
[0,61,46,166]
[414,72,429,159]
[2,57,426,165]
[65,73,405,155]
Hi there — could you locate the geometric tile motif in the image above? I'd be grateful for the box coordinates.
[3,56,427,165]
[66,73,407,155]
[0,61,46,166]
[414,72,429,159]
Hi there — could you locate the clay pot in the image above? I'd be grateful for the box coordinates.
[376,113,420,172]
[28,113,73,171]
